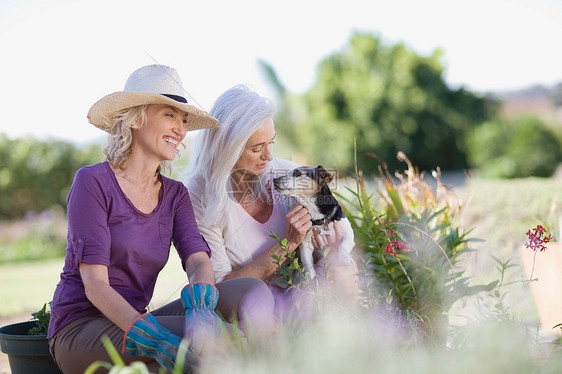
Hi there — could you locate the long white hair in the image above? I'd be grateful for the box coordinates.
[184,84,276,225]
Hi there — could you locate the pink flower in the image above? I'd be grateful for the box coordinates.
[524,224,552,252]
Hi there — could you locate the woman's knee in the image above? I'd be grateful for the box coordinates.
[50,316,145,374]
[216,277,275,328]
[238,277,275,309]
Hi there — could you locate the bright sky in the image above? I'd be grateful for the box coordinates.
[1,0,561,144]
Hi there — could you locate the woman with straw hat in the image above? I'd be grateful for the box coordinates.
[47,65,275,373]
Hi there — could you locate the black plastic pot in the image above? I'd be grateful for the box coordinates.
[0,320,62,374]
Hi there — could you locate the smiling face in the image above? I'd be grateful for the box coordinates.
[133,104,188,162]
[233,117,276,175]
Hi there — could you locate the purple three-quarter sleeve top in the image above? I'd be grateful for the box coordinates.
[47,162,210,338]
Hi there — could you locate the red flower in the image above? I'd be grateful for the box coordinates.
[385,240,409,257]
[524,224,552,252]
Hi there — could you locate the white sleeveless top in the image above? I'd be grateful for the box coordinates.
[233,182,286,260]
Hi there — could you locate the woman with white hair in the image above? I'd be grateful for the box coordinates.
[184,84,358,320]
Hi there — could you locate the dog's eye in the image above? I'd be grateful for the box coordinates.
[292,170,301,177]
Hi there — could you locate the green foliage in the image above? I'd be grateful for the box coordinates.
[28,302,51,335]
[467,115,562,178]
[84,335,188,374]
[337,152,496,343]
[0,208,67,264]
[199,250,562,374]
[486,256,520,322]
[0,134,102,219]
[270,32,495,174]
[269,232,310,289]
[267,151,499,345]
[1,233,65,264]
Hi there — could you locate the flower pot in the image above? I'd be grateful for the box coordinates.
[0,320,62,374]
[521,242,562,334]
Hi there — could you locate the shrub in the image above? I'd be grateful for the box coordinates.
[336,152,496,344]
[0,135,102,219]
[0,208,67,264]
[466,116,562,178]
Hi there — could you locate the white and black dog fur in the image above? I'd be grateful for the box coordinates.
[273,165,355,279]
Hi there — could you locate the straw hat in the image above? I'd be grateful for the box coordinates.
[87,64,218,132]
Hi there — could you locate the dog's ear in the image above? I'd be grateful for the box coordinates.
[317,165,333,184]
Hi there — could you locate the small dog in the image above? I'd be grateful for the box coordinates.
[273,165,355,279]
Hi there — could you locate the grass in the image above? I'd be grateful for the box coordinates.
[198,310,561,374]
[0,254,187,318]
[0,258,62,317]
[452,175,562,322]
[0,208,67,264]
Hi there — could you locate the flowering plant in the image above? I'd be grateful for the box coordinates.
[337,152,496,344]
[524,224,553,281]
[522,223,562,338]
[525,224,552,252]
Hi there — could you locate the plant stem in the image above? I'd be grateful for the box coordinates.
[529,250,538,282]
[396,256,417,297]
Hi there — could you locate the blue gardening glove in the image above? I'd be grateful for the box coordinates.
[181,283,224,356]
[122,313,198,373]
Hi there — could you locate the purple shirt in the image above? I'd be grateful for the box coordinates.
[47,162,210,338]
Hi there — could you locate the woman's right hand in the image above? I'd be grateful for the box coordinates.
[283,204,312,251]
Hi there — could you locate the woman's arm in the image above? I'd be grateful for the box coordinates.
[188,171,311,282]
[67,167,140,331]
[184,251,216,285]
[223,204,312,281]
[79,263,141,331]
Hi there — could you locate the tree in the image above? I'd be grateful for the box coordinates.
[0,135,102,219]
[268,32,496,175]
[466,116,562,178]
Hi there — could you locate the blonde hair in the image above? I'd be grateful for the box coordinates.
[102,105,172,175]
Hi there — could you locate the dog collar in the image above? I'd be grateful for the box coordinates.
[311,206,338,226]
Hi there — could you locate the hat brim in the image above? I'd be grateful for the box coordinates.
[87,92,218,132]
